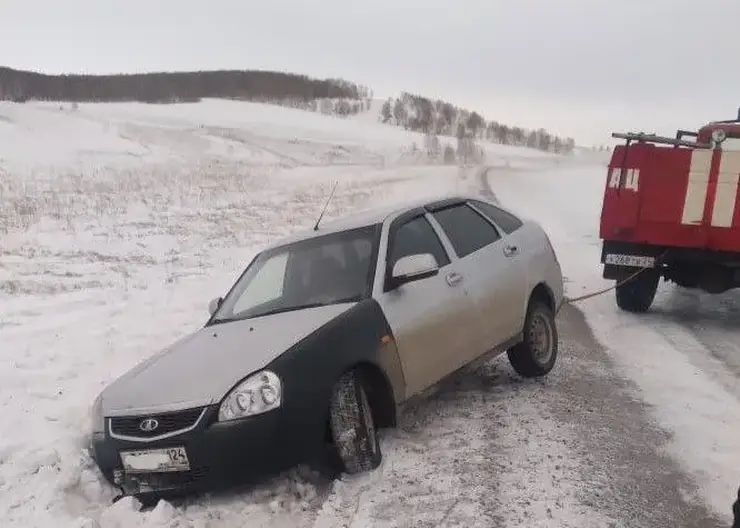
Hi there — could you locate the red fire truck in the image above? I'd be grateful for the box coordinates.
[600,111,740,312]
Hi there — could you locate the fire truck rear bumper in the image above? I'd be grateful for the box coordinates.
[601,240,740,279]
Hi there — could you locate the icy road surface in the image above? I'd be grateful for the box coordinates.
[0,100,735,527]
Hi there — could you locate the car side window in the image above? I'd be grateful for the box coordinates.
[431,204,502,258]
[470,199,523,234]
[387,215,450,276]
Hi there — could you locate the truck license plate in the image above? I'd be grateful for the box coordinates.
[605,253,655,268]
[120,446,190,473]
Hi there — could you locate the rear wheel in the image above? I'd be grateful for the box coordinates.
[615,269,659,313]
[328,370,381,474]
[507,300,558,378]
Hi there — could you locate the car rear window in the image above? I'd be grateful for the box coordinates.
[469,199,523,234]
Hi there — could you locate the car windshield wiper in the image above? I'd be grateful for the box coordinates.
[211,302,330,324]
[211,297,361,325]
[248,302,331,318]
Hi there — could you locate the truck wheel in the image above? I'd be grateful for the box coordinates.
[507,300,558,378]
[615,270,659,313]
[328,370,382,474]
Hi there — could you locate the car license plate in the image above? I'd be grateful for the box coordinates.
[604,253,655,268]
[120,446,190,473]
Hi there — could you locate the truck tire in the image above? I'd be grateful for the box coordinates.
[615,270,659,313]
[507,300,558,378]
[328,370,382,474]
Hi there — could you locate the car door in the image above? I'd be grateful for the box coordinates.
[467,199,530,336]
[427,201,528,358]
[374,211,479,398]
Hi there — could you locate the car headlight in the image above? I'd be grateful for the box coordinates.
[218,370,282,421]
[91,393,104,433]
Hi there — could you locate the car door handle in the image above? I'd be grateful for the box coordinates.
[445,272,463,286]
[503,244,518,257]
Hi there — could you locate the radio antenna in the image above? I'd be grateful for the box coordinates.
[313,181,339,231]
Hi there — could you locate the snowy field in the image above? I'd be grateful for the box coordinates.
[1,99,737,527]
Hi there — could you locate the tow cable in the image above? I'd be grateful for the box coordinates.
[564,250,669,304]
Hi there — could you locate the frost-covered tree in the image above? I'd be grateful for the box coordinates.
[380,99,392,123]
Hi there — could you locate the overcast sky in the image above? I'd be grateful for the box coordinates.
[3,0,740,144]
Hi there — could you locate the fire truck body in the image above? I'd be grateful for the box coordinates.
[600,113,740,312]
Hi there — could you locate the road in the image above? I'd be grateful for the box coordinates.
[309,302,726,528]
[482,160,740,526]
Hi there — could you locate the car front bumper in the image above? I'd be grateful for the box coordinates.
[91,405,324,496]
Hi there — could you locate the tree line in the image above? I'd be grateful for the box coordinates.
[0,66,578,151]
[380,93,576,155]
[0,67,370,104]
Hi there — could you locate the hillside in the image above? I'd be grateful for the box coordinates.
[0,66,576,155]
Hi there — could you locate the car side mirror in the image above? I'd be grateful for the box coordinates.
[390,253,439,289]
[208,297,223,316]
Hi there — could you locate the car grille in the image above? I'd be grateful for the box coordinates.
[109,407,205,439]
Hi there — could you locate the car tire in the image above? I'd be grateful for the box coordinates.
[615,269,659,313]
[328,370,382,474]
[507,300,558,378]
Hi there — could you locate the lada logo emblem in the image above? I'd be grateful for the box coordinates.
[139,418,159,432]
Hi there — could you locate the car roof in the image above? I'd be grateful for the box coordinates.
[260,192,494,251]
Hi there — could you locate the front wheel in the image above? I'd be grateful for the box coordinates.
[615,269,659,313]
[507,300,558,378]
[328,370,382,474]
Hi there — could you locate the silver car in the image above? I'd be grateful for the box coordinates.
[90,194,564,498]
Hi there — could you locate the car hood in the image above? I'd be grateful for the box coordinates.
[100,302,356,416]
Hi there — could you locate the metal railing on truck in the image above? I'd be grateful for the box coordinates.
[611,131,711,149]
[609,132,712,184]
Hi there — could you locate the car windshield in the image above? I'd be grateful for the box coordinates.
[212,225,380,322]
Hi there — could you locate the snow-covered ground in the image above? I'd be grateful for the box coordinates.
[1,98,736,527]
